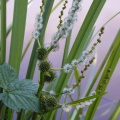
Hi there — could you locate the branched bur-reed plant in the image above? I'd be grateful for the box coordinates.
[0,0,120,120]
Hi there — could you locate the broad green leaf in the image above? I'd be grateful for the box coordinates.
[0,63,40,112]
[0,63,18,89]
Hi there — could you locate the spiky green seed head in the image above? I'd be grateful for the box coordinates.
[44,70,56,82]
[39,61,50,73]
[40,95,58,111]
[45,95,58,109]
[36,47,48,61]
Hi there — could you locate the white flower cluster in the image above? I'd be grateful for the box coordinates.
[32,13,43,40]
[78,91,97,108]
[63,50,89,73]
[44,0,83,52]
[63,87,75,95]
[62,104,72,112]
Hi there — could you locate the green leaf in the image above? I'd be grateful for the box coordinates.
[68,92,106,106]
[0,0,6,64]
[109,101,120,120]
[0,63,40,112]
[9,0,28,72]
[0,63,18,89]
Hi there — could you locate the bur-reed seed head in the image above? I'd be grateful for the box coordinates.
[44,70,56,82]
[39,61,50,73]
[36,47,48,61]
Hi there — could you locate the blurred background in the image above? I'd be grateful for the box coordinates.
[6,0,120,119]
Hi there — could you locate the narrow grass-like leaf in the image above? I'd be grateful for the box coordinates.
[51,0,64,13]
[1,105,6,120]
[6,23,12,37]
[62,30,72,66]
[84,30,120,120]
[68,93,106,106]
[9,0,28,73]
[21,38,33,61]
[6,0,34,38]
[108,101,120,120]
[0,0,6,64]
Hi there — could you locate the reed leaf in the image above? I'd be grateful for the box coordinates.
[108,101,120,120]
[9,0,28,72]
[0,0,6,64]
[62,30,72,66]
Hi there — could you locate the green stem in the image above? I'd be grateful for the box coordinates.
[32,73,44,120]
[51,68,63,71]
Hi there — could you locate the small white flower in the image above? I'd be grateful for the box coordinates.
[35,13,43,22]
[62,104,72,112]
[90,98,96,103]
[63,64,72,73]
[63,87,74,95]
[72,1,79,8]
[52,42,60,52]
[84,101,91,106]
[90,91,96,102]
[79,102,86,108]
[44,43,51,50]
[64,22,74,31]
[51,32,60,41]
[71,59,79,67]
[64,16,74,24]
[88,100,93,104]
[63,88,69,93]
[32,30,40,39]
[68,88,75,95]
[82,50,89,56]
[76,3,82,12]
[58,24,70,39]
[68,7,76,16]
[34,22,43,30]
[90,91,96,95]
[49,90,56,95]
[78,55,88,65]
